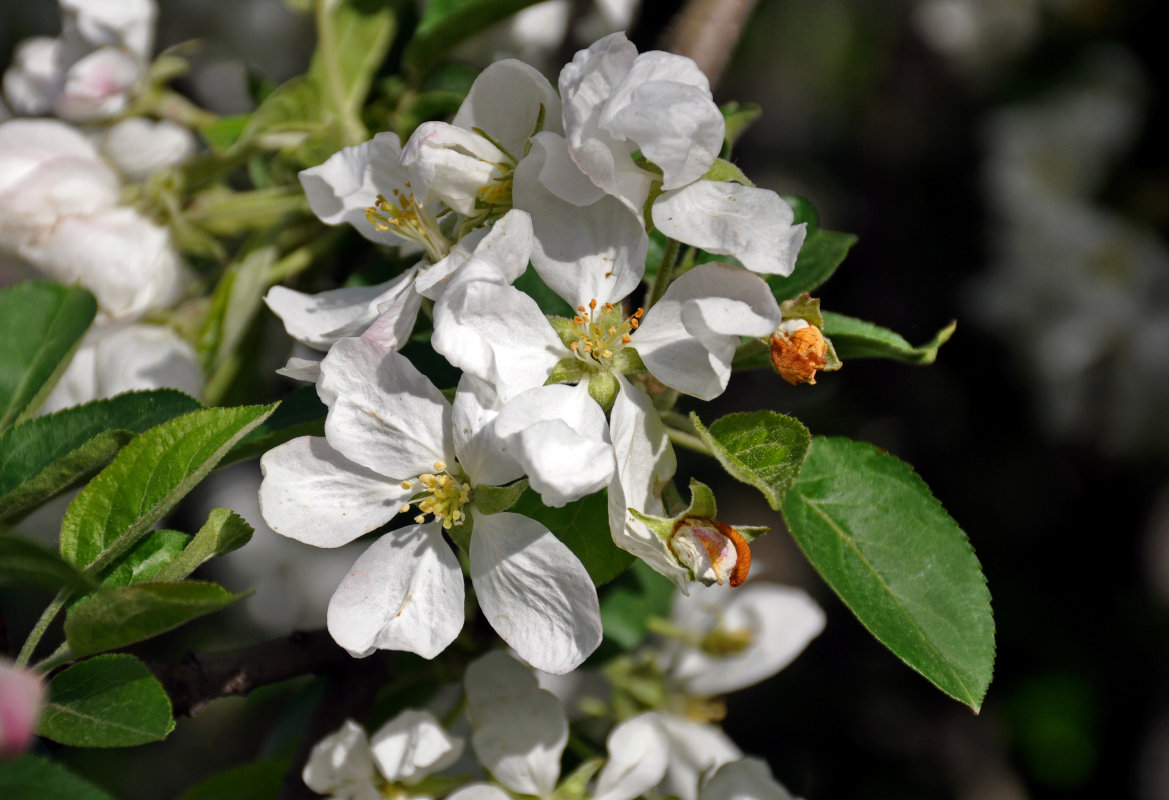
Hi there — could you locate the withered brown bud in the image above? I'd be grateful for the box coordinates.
[770,325,828,386]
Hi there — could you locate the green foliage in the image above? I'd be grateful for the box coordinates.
[0,533,95,592]
[781,437,995,711]
[510,488,633,586]
[59,404,276,575]
[767,228,858,302]
[0,281,96,433]
[154,508,254,582]
[225,386,325,466]
[177,760,288,800]
[0,755,118,800]
[599,560,676,650]
[690,410,812,509]
[93,530,191,594]
[37,654,175,747]
[65,582,244,658]
[405,0,547,81]
[822,312,956,364]
[720,101,763,158]
[0,390,201,520]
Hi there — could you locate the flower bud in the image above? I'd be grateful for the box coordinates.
[770,319,828,385]
[669,517,751,587]
[0,659,45,760]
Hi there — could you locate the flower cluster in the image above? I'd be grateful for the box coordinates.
[260,33,809,673]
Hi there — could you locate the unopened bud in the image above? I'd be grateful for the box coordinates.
[669,518,752,587]
[770,320,827,386]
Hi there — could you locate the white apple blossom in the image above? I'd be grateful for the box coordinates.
[700,758,797,800]
[303,711,463,800]
[101,117,197,180]
[259,337,603,673]
[38,322,202,414]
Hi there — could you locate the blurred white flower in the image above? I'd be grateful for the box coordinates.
[101,117,197,180]
[0,659,45,759]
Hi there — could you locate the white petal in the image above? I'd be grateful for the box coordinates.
[452,374,524,488]
[447,785,513,800]
[0,155,120,255]
[514,132,646,306]
[402,122,506,216]
[607,378,688,588]
[259,436,406,547]
[656,714,742,800]
[90,323,202,399]
[464,650,567,796]
[328,523,465,659]
[298,132,412,246]
[414,209,533,301]
[318,339,453,477]
[370,709,464,785]
[56,47,138,122]
[302,720,377,795]
[101,117,196,180]
[669,583,826,697]
[275,356,321,383]
[593,713,670,800]
[653,182,808,276]
[493,383,613,507]
[470,513,603,674]
[264,268,419,351]
[453,59,563,157]
[523,131,604,207]
[60,0,155,57]
[432,280,563,402]
[633,262,780,400]
[2,38,65,117]
[700,759,796,800]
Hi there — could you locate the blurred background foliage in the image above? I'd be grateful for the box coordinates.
[2,0,1167,798]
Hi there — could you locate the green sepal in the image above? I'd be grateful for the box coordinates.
[586,372,619,414]
[703,157,754,186]
[547,357,588,386]
[447,512,473,554]
[547,315,578,348]
[610,346,645,376]
[720,101,763,157]
[473,479,528,515]
[552,758,604,800]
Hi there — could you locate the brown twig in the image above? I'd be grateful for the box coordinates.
[662,0,760,89]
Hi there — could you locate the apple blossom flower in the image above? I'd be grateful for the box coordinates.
[2,38,64,117]
[259,338,603,673]
[38,322,202,414]
[700,758,797,800]
[0,659,45,759]
[303,711,463,800]
[101,117,197,181]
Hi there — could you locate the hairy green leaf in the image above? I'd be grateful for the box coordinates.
[0,282,97,433]
[65,581,244,658]
[767,228,857,302]
[781,437,995,711]
[37,654,175,747]
[309,0,395,139]
[59,404,276,575]
[510,489,632,586]
[0,755,118,800]
[691,410,812,509]
[822,312,956,364]
[154,508,254,582]
[0,390,201,520]
[0,533,95,592]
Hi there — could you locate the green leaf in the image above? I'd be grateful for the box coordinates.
[599,559,675,650]
[822,312,956,364]
[720,101,762,157]
[690,410,812,510]
[0,390,201,520]
[473,481,528,515]
[510,489,633,586]
[0,755,118,800]
[781,437,995,711]
[0,281,97,433]
[767,228,858,302]
[198,245,276,374]
[59,404,277,574]
[404,0,547,81]
[65,581,244,658]
[224,385,325,466]
[154,508,254,582]
[100,529,191,588]
[37,654,175,747]
[177,760,288,800]
[0,533,95,592]
[309,0,396,140]
[199,113,251,152]
[232,76,326,156]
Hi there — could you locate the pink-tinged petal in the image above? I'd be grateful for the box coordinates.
[471,513,603,674]
[701,759,796,800]
[669,583,826,697]
[0,660,45,758]
[369,709,464,784]
[633,262,781,400]
[493,383,613,507]
[414,209,533,301]
[464,650,567,796]
[328,523,465,659]
[593,713,670,800]
[56,47,138,122]
[302,719,378,797]
[608,378,689,588]
[653,182,807,276]
[655,714,742,800]
[265,268,420,351]
[514,132,646,306]
[318,339,453,477]
[433,281,563,402]
[259,436,407,547]
[454,60,563,156]
[452,374,523,489]
[298,132,412,246]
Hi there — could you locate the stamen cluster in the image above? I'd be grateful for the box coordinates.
[569,299,644,365]
[366,187,450,263]
[399,461,471,530]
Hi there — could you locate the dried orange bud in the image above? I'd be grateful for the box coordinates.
[670,517,752,587]
[770,324,828,386]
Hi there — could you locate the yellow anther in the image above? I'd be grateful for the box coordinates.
[433,461,446,472]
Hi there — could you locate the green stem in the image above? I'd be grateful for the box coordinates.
[316,0,367,146]
[647,238,681,309]
[16,589,70,668]
[34,643,73,673]
[665,425,712,455]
